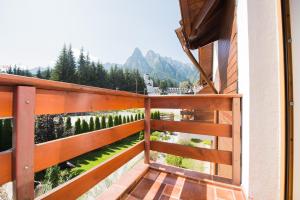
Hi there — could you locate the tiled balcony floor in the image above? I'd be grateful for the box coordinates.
[121,168,245,200]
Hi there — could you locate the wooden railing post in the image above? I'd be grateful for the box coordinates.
[232,97,241,185]
[13,86,36,199]
[144,97,151,164]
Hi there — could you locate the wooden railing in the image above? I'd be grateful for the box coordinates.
[0,74,241,200]
[144,95,242,185]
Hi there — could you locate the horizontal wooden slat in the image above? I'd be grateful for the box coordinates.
[0,87,144,117]
[0,150,12,185]
[0,74,145,98]
[150,141,232,165]
[150,95,234,111]
[151,120,232,137]
[37,141,145,200]
[35,89,144,115]
[35,120,144,172]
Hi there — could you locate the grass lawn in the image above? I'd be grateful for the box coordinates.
[70,133,141,175]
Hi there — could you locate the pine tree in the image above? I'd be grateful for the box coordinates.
[130,115,134,122]
[36,68,43,78]
[43,67,51,80]
[108,115,113,127]
[114,115,119,126]
[157,111,161,120]
[81,120,89,133]
[118,115,122,124]
[138,113,141,120]
[89,117,94,131]
[127,116,130,123]
[55,116,64,139]
[65,117,72,131]
[95,116,100,130]
[123,116,126,124]
[101,116,106,129]
[75,118,81,134]
[142,113,145,119]
[151,113,154,119]
[134,114,138,121]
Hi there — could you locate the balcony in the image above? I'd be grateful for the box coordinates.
[0,74,243,200]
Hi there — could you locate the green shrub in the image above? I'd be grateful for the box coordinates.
[65,117,72,131]
[75,118,81,134]
[191,138,201,143]
[89,117,94,131]
[118,115,122,124]
[134,114,137,121]
[101,116,106,129]
[202,140,212,145]
[138,113,141,120]
[150,135,159,141]
[95,116,100,130]
[108,115,113,127]
[81,120,89,133]
[142,113,145,119]
[166,154,183,167]
[151,131,161,137]
[114,115,119,126]
[127,116,130,123]
[123,116,127,124]
[130,115,134,122]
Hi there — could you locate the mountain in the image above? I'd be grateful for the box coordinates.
[123,48,199,83]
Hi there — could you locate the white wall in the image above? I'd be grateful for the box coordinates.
[237,0,285,199]
[290,0,300,199]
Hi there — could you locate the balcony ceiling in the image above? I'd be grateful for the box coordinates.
[178,0,225,49]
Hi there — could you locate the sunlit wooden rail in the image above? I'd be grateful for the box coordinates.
[0,74,241,199]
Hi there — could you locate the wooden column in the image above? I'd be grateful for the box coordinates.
[144,98,151,164]
[13,86,36,199]
[232,97,241,185]
[213,110,219,175]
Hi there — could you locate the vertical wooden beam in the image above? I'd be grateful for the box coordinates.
[213,110,219,175]
[232,97,241,185]
[144,98,151,164]
[13,86,36,199]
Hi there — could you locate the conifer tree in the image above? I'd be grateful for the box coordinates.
[2,119,12,150]
[81,120,89,133]
[138,113,141,120]
[101,116,106,129]
[123,116,127,124]
[127,116,130,123]
[114,115,119,126]
[130,115,134,122]
[95,116,100,130]
[89,117,95,131]
[55,116,64,139]
[0,120,3,151]
[75,118,81,134]
[108,115,113,127]
[118,115,122,124]
[151,113,154,119]
[36,68,43,78]
[134,114,138,121]
[65,117,72,131]
[142,113,145,119]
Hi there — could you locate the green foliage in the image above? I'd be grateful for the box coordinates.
[130,115,134,122]
[166,154,183,167]
[202,140,212,145]
[101,116,106,129]
[151,131,161,137]
[126,116,130,123]
[0,119,12,150]
[151,113,154,119]
[138,131,144,140]
[114,115,119,126]
[81,120,89,133]
[6,65,32,77]
[191,138,201,143]
[65,117,72,131]
[89,117,95,131]
[95,116,100,130]
[55,116,64,138]
[108,115,113,127]
[138,113,141,120]
[43,165,73,188]
[142,113,145,119]
[123,116,127,124]
[134,114,137,121]
[118,115,122,124]
[150,135,159,141]
[75,118,81,134]
[178,139,195,147]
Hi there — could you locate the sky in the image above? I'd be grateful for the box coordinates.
[0,0,190,69]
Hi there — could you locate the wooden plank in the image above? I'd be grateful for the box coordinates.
[37,141,145,200]
[144,98,151,164]
[35,120,144,172]
[151,120,232,137]
[224,82,238,94]
[150,141,232,165]
[232,98,241,185]
[13,86,35,199]
[150,96,232,111]
[0,86,13,118]
[0,73,145,98]
[0,88,144,117]
[0,150,12,185]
